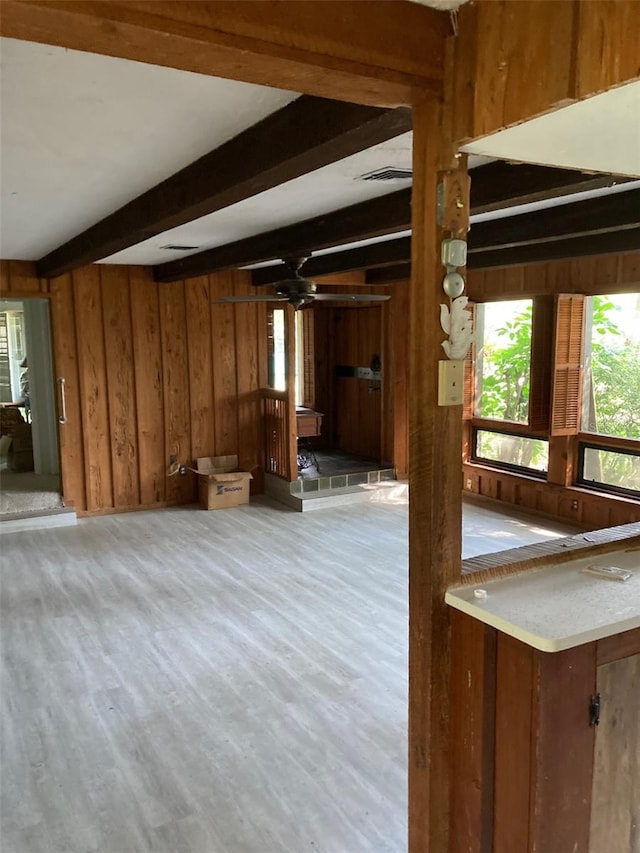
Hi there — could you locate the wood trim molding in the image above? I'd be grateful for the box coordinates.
[597,627,640,666]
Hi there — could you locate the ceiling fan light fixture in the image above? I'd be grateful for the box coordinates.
[213,256,390,308]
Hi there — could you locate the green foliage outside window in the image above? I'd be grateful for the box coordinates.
[476,301,533,424]
[586,296,640,441]
[583,295,640,492]
[475,300,542,468]
[474,294,640,488]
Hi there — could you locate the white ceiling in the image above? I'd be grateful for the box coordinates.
[103,133,413,265]
[462,81,640,178]
[0,38,298,259]
[1,31,636,270]
[0,36,418,265]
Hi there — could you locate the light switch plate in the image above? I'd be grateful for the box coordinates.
[438,359,464,406]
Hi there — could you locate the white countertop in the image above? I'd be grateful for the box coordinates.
[446,547,640,652]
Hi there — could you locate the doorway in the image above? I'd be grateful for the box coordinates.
[332,304,383,462]
[0,298,62,516]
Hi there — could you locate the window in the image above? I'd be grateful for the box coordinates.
[295,310,304,406]
[582,294,640,440]
[474,299,533,424]
[474,428,548,476]
[267,308,286,391]
[267,308,311,406]
[578,444,640,496]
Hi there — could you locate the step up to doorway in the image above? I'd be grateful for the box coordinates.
[265,472,407,512]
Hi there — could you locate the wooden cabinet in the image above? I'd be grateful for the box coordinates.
[296,407,323,438]
[450,614,640,853]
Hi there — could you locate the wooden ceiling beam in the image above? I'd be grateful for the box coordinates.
[0,0,448,108]
[468,227,640,269]
[367,263,411,284]
[365,229,640,283]
[36,98,412,279]
[156,164,627,282]
[251,236,412,286]
[257,187,640,283]
[468,162,630,214]
[468,188,640,252]
[154,191,412,282]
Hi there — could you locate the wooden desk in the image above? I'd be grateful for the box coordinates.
[296,408,323,438]
[295,408,323,472]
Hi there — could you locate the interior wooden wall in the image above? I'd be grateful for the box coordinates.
[380,253,640,524]
[312,281,408,476]
[467,251,640,302]
[454,0,640,142]
[1,260,265,515]
[463,464,640,529]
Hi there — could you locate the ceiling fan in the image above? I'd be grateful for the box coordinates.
[214,257,390,309]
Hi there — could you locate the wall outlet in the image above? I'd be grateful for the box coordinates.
[466,478,473,490]
[571,499,579,510]
[178,464,188,476]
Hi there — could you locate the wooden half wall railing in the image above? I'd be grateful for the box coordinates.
[262,388,298,482]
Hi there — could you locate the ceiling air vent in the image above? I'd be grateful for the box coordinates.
[160,244,199,251]
[358,167,412,182]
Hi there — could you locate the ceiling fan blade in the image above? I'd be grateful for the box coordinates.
[213,295,288,303]
[311,293,391,302]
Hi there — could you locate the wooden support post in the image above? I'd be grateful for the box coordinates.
[285,305,298,483]
[408,98,465,852]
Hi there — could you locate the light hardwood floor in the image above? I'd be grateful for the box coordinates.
[1,496,576,853]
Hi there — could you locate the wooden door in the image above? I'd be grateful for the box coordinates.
[333,306,382,460]
[589,653,640,853]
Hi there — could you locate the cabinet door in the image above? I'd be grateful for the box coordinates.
[589,653,640,853]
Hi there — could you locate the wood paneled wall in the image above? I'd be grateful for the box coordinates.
[384,278,409,478]
[312,281,408,476]
[463,463,640,529]
[467,251,640,302]
[454,0,640,141]
[1,260,265,515]
[0,259,49,296]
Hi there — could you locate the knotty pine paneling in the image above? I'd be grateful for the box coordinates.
[576,0,640,98]
[2,261,267,515]
[313,305,335,447]
[467,251,640,302]
[456,0,640,140]
[463,463,640,528]
[333,305,382,460]
[159,281,193,506]
[473,0,575,138]
[314,285,407,473]
[0,259,48,296]
[129,267,166,506]
[232,273,263,492]
[101,266,140,509]
[185,275,215,462]
[210,271,238,457]
[387,280,408,477]
[74,264,114,512]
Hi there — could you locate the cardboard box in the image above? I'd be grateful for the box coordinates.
[196,455,253,510]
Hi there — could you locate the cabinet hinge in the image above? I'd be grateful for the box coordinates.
[589,693,601,727]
